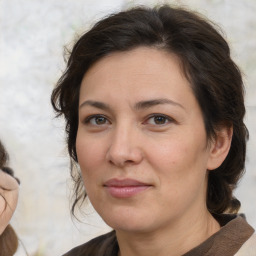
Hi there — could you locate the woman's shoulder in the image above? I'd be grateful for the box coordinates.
[235,233,256,256]
[62,230,118,256]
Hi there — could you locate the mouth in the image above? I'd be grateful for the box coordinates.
[103,178,152,198]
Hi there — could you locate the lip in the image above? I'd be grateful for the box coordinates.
[104,178,152,198]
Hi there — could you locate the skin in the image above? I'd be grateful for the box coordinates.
[76,47,232,256]
[0,170,19,234]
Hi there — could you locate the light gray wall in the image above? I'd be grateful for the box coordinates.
[0,0,255,255]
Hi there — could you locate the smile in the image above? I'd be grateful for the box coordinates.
[103,178,152,198]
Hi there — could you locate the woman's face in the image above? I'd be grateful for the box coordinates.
[76,47,217,233]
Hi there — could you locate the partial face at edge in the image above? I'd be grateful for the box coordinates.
[75,47,230,233]
[0,170,19,234]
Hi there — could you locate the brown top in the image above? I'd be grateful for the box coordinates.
[63,214,254,256]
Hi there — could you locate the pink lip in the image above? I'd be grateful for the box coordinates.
[104,178,151,198]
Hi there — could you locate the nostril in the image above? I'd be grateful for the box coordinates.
[125,160,134,164]
[108,158,134,167]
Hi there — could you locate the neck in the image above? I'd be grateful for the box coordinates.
[116,209,220,256]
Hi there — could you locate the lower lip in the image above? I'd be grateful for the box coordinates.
[105,185,150,198]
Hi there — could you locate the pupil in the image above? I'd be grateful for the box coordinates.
[96,117,105,124]
[154,116,165,124]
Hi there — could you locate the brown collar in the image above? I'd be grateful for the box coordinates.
[182,214,254,256]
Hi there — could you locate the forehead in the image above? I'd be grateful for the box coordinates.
[84,47,183,76]
[80,47,193,99]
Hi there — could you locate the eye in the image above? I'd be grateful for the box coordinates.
[84,115,110,126]
[146,114,173,125]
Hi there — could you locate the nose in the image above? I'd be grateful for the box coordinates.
[106,125,143,167]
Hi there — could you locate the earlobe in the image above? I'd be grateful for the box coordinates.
[207,126,233,170]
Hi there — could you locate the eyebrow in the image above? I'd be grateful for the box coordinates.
[79,98,184,111]
[79,100,111,110]
[134,98,184,110]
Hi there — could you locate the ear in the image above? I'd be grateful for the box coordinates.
[207,126,233,170]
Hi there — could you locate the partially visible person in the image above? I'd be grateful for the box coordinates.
[0,140,19,256]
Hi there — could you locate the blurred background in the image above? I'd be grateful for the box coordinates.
[0,0,255,255]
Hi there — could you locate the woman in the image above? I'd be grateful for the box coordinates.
[52,5,255,256]
[0,141,19,256]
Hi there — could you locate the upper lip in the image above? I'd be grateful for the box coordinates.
[104,178,150,187]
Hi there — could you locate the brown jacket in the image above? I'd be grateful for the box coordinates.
[63,214,255,256]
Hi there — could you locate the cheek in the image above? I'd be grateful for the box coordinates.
[149,134,208,182]
[149,139,190,167]
[77,132,97,165]
[76,134,106,183]
[0,195,5,216]
[76,136,109,205]
[149,141,209,211]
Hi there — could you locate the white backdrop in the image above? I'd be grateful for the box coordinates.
[0,0,255,255]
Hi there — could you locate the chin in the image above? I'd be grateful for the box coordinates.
[100,208,155,233]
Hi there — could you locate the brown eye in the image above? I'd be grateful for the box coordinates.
[94,116,107,125]
[147,115,171,125]
[84,115,110,126]
[154,116,167,125]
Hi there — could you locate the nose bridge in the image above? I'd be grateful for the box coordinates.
[106,120,142,166]
[113,122,131,147]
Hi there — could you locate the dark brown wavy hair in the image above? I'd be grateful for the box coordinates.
[0,141,19,256]
[51,5,248,216]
